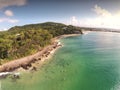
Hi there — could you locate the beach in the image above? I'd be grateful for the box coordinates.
[0,34,81,73]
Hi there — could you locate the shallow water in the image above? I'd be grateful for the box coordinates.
[2,32,120,90]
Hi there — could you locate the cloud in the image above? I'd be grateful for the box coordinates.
[0,18,19,23]
[4,10,13,17]
[93,4,111,17]
[0,0,27,9]
[70,16,78,25]
[74,5,120,29]
[91,5,120,29]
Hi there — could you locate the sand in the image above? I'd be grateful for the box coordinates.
[0,34,81,73]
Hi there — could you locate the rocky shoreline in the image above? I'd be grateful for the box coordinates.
[0,34,81,74]
[0,40,62,73]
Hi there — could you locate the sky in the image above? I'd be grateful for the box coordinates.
[0,0,120,30]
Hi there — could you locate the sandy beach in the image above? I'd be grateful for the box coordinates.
[0,34,81,73]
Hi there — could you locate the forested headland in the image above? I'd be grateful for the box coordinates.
[0,22,83,64]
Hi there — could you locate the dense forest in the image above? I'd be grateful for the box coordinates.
[0,22,82,63]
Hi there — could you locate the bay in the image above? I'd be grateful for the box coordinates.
[2,32,120,90]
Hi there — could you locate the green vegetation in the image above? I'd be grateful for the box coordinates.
[0,22,82,62]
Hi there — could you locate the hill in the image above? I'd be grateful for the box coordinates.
[0,22,83,63]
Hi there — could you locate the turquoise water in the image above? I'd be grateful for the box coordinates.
[2,32,120,90]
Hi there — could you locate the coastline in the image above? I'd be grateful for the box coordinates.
[0,34,81,73]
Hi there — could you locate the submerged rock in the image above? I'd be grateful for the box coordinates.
[0,72,20,79]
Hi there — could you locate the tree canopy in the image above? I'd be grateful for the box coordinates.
[0,22,82,61]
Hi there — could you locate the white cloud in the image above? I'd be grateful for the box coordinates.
[0,0,27,9]
[93,4,111,17]
[0,0,26,25]
[75,5,120,29]
[70,16,78,26]
[4,10,14,17]
[0,18,19,23]
[8,19,19,23]
[91,5,120,29]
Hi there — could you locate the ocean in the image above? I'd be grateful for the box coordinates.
[2,31,120,90]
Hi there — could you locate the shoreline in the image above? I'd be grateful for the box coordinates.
[0,34,81,73]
